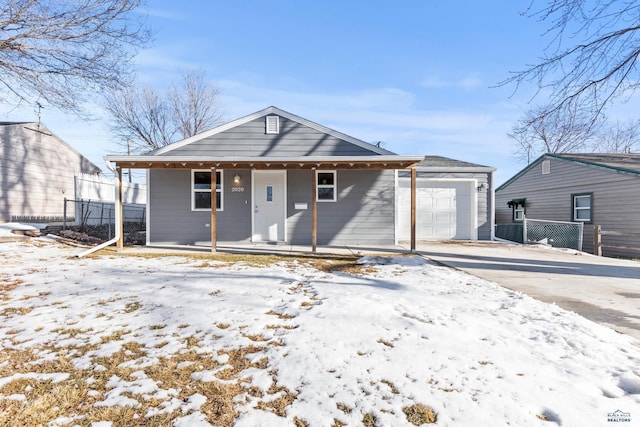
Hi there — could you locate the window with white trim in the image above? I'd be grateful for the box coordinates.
[514,208,524,221]
[316,171,336,202]
[572,193,592,222]
[192,170,223,211]
[508,198,526,222]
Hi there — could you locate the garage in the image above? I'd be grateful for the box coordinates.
[397,178,477,241]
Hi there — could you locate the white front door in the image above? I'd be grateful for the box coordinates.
[252,171,286,242]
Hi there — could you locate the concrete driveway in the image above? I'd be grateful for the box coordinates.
[417,241,640,341]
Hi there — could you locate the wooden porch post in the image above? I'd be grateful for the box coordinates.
[116,166,124,251]
[311,168,317,253]
[211,167,217,252]
[593,224,602,256]
[410,167,417,253]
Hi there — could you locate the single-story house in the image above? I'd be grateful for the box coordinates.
[0,122,101,222]
[104,106,494,252]
[495,153,640,257]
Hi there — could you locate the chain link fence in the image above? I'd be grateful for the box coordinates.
[496,217,584,251]
[62,198,146,245]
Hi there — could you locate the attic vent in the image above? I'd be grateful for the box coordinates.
[266,115,279,134]
[541,160,550,175]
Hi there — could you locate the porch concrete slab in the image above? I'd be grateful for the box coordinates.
[119,243,412,257]
[417,241,640,341]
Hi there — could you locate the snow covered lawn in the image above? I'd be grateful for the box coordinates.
[0,238,639,426]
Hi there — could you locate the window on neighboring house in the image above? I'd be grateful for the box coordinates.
[507,198,526,222]
[514,207,525,221]
[192,170,223,211]
[316,171,337,202]
[572,193,592,222]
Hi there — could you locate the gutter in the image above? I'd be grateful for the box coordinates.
[76,161,121,258]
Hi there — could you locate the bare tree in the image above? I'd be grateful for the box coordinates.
[169,70,223,140]
[104,86,175,151]
[501,1,640,124]
[509,104,599,163]
[104,70,223,152]
[0,0,150,113]
[593,120,640,153]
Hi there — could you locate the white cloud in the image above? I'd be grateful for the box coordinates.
[421,75,484,90]
[214,79,524,183]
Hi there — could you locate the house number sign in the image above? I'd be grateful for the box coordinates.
[232,187,244,192]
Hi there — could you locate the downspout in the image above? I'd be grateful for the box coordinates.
[76,161,122,258]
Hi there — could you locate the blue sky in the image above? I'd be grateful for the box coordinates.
[1,1,573,184]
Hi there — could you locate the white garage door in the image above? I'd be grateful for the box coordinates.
[397,179,476,240]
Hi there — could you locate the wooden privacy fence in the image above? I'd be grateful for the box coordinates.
[593,225,640,256]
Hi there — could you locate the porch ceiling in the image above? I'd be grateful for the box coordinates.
[104,155,424,170]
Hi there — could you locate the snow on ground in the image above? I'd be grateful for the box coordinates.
[0,237,639,426]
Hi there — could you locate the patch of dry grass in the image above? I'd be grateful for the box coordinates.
[124,301,141,313]
[215,345,265,380]
[337,402,353,414]
[91,249,391,277]
[256,381,297,417]
[363,412,379,427]
[0,277,24,300]
[381,378,400,394]
[0,337,276,427]
[242,333,268,342]
[265,309,295,319]
[0,305,34,316]
[403,403,438,425]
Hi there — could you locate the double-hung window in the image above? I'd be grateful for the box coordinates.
[514,207,525,221]
[192,170,223,211]
[316,171,337,202]
[571,193,592,222]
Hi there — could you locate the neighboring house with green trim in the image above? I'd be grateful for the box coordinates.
[495,153,640,257]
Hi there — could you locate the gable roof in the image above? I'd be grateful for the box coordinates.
[0,122,102,174]
[497,152,640,191]
[150,106,396,157]
[105,106,424,170]
[548,153,640,174]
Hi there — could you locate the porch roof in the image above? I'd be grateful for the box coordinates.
[104,155,424,170]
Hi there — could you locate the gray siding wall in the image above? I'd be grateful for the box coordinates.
[148,169,252,245]
[161,116,377,157]
[287,169,396,245]
[496,157,640,256]
[149,169,395,246]
[398,170,493,240]
[0,124,100,222]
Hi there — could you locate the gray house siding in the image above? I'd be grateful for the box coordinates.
[318,169,395,245]
[496,156,640,256]
[158,116,377,157]
[0,123,100,222]
[148,169,252,245]
[149,168,395,246]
